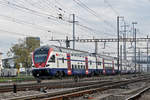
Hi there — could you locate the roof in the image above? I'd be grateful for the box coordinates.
[38,45,90,56]
[37,45,119,59]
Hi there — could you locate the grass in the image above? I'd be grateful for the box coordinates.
[0,74,35,83]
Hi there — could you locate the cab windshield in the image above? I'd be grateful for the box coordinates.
[34,47,49,63]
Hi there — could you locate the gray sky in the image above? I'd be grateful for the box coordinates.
[0,0,150,58]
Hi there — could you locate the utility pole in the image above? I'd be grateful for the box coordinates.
[95,41,98,69]
[73,14,75,49]
[138,48,140,72]
[117,16,123,73]
[95,41,98,54]
[66,36,70,48]
[123,22,128,60]
[147,35,149,73]
[135,28,137,73]
[120,45,122,73]
[132,22,137,73]
[117,16,120,73]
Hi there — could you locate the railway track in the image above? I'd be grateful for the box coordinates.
[126,86,150,100]
[0,79,111,93]
[0,74,139,93]
[8,75,150,100]
[0,74,147,93]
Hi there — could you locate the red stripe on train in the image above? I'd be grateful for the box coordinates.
[67,53,72,75]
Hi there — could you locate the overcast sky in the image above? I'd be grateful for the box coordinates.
[0,0,150,58]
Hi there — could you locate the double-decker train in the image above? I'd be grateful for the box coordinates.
[32,45,135,79]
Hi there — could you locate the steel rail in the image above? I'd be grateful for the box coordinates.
[9,76,150,100]
[126,86,150,100]
[0,79,110,93]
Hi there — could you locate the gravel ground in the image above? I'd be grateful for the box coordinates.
[72,81,148,100]
[0,74,146,100]
[136,89,150,100]
[0,88,74,100]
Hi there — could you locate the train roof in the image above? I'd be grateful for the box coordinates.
[37,45,118,59]
[39,45,90,56]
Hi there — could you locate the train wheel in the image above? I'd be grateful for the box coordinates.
[74,75,79,82]
[36,78,42,83]
[55,72,62,79]
[90,72,95,77]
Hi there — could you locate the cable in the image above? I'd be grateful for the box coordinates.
[72,0,115,30]
[0,0,116,38]
[0,13,71,36]
[104,0,120,16]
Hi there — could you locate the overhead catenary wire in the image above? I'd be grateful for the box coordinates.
[0,0,108,38]
[72,0,115,31]
[53,0,115,37]
[0,0,125,41]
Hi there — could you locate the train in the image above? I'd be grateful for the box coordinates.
[32,45,135,79]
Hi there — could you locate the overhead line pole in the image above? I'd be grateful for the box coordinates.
[117,16,123,73]
[123,22,127,60]
[73,14,75,49]
[147,35,149,73]
[117,16,120,73]
[135,28,137,73]
[132,22,137,73]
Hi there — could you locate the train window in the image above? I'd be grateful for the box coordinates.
[90,61,92,65]
[62,57,64,63]
[78,65,80,69]
[84,65,85,69]
[80,65,82,69]
[49,55,55,63]
[99,62,101,65]
[72,65,74,69]
[75,65,77,69]
[82,65,84,69]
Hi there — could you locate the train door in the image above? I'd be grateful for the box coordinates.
[67,53,72,75]
[103,58,106,75]
[112,60,115,74]
[85,57,88,75]
[56,53,59,68]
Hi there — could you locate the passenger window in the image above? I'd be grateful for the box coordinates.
[49,55,55,63]
[62,57,64,63]
[75,65,77,69]
[78,65,80,69]
[90,61,92,65]
[98,62,101,65]
[81,65,83,69]
[72,65,74,69]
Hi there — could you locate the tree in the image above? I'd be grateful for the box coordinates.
[8,38,40,69]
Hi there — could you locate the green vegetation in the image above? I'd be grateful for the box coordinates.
[7,38,40,69]
[0,75,35,82]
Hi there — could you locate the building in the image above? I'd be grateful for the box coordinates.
[26,37,40,48]
[2,57,15,68]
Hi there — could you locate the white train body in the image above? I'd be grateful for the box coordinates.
[32,45,133,78]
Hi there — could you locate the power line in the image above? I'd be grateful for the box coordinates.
[72,0,115,30]
[104,0,120,15]
[0,0,117,38]
[0,14,71,36]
